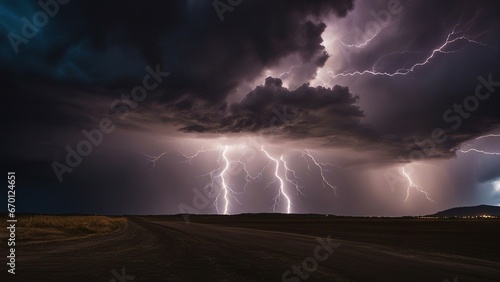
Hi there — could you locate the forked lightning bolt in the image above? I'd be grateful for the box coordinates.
[145,144,340,214]
[181,148,220,164]
[302,150,337,195]
[181,146,238,215]
[234,154,271,192]
[142,152,168,171]
[261,146,292,213]
[402,166,435,203]
[279,65,302,79]
[219,146,231,214]
[325,23,388,50]
[281,155,304,196]
[329,11,495,79]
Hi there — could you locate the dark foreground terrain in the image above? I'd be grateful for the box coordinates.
[1,215,499,281]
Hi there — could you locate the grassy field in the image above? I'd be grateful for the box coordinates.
[0,215,126,243]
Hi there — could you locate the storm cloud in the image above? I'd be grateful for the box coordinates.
[2,0,500,216]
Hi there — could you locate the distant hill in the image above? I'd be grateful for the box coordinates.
[431,205,500,217]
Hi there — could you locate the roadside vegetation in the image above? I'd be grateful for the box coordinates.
[0,215,127,243]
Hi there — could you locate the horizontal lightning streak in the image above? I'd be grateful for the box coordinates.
[476,134,500,140]
[459,149,500,156]
[329,12,495,79]
[180,148,220,164]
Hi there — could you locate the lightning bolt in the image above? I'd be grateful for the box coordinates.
[302,150,337,195]
[146,145,340,215]
[475,134,500,140]
[300,151,312,175]
[219,146,231,214]
[180,148,220,164]
[234,152,272,192]
[281,155,304,196]
[328,11,496,79]
[458,149,500,156]
[458,134,500,155]
[326,23,388,50]
[402,166,435,203]
[142,152,168,171]
[181,146,239,215]
[279,64,302,79]
[261,146,292,213]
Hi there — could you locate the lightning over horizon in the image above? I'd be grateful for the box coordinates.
[261,146,292,213]
[8,0,500,219]
[140,144,344,214]
[280,155,304,196]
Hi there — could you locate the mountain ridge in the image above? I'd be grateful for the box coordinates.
[430,204,500,217]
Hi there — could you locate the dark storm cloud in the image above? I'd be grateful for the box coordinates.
[333,0,500,76]
[0,0,354,94]
[322,0,500,161]
[1,0,355,141]
[2,0,499,216]
[2,0,498,164]
[158,75,471,164]
[175,77,366,137]
[1,0,359,210]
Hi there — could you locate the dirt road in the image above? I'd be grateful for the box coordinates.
[2,217,499,281]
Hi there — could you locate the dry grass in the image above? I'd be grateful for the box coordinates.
[0,215,127,243]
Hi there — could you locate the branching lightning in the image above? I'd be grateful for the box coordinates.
[328,11,496,80]
[219,146,231,214]
[181,146,239,215]
[302,150,337,195]
[261,146,292,213]
[142,152,168,171]
[180,148,220,164]
[279,64,302,79]
[281,155,304,196]
[234,153,271,192]
[326,24,387,50]
[143,144,340,214]
[402,166,435,203]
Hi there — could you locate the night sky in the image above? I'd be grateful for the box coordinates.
[2,0,500,216]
